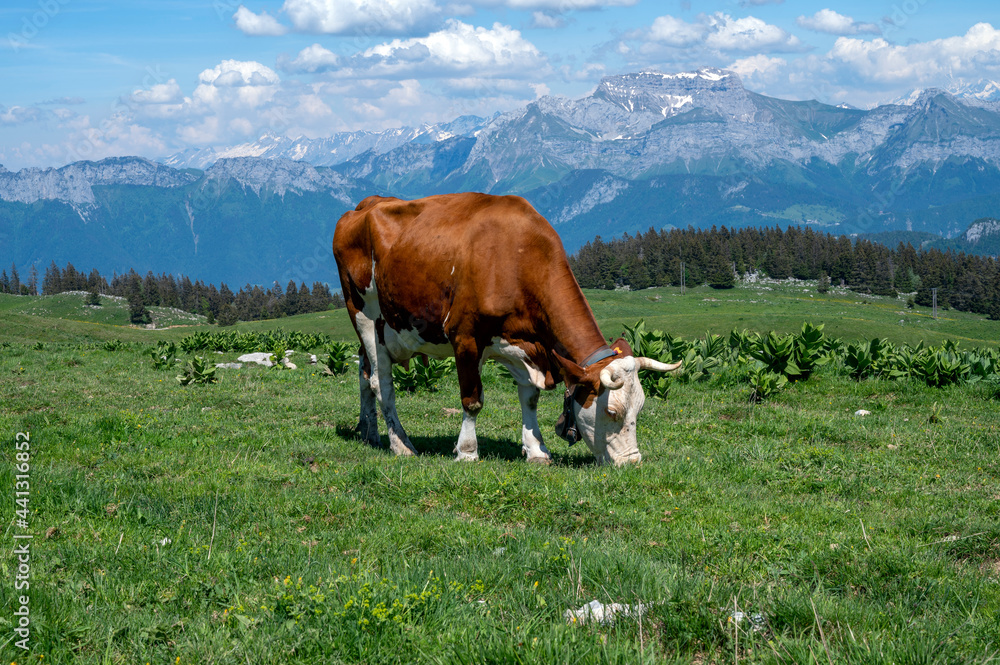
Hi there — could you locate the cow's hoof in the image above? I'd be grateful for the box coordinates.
[526,456,552,465]
[389,439,417,456]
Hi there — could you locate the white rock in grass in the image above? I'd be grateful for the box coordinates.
[855,409,871,416]
[215,363,243,369]
[238,352,274,367]
[564,600,648,625]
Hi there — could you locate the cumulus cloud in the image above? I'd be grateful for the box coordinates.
[130,80,184,105]
[704,13,804,52]
[828,22,1000,84]
[193,60,281,108]
[233,5,289,35]
[645,12,805,53]
[282,0,442,35]
[232,0,635,37]
[123,60,285,145]
[649,15,705,47]
[281,43,341,73]
[797,9,880,36]
[501,0,636,8]
[728,54,786,78]
[353,19,546,77]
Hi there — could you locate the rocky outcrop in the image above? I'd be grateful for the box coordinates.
[0,156,197,205]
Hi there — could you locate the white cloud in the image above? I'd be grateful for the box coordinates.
[828,22,1000,84]
[233,5,289,35]
[728,54,786,78]
[282,0,442,35]
[283,43,341,73]
[649,15,704,47]
[193,60,281,109]
[501,0,636,8]
[355,20,546,77]
[530,11,565,29]
[645,12,805,53]
[0,106,45,125]
[130,80,184,105]
[704,13,804,52]
[235,0,635,37]
[797,9,879,36]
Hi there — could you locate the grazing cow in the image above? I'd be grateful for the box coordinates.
[332,193,679,465]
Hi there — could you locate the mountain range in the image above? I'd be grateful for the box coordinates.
[2,68,1000,287]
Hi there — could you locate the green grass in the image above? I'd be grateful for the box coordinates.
[1,282,999,664]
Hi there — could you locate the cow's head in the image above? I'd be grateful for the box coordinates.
[556,340,680,466]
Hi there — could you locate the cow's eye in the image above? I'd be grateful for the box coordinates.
[604,406,621,421]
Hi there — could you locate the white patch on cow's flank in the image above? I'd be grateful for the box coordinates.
[483,337,548,390]
[382,325,452,361]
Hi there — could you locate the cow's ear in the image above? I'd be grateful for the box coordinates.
[609,337,634,357]
[552,352,586,385]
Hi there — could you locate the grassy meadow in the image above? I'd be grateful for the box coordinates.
[1,281,999,664]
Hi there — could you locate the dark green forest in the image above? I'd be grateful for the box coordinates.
[4,223,999,325]
[0,261,343,325]
[569,225,1000,319]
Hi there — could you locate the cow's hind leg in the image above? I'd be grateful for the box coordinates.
[373,339,418,457]
[355,347,381,448]
[454,343,484,462]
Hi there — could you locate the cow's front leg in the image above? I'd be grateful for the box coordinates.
[374,337,418,457]
[518,384,552,464]
[356,347,381,448]
[454,344,483,462]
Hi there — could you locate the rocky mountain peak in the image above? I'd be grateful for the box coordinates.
[0,156,197,206]
[206,157,353,202]
[594,68,747,118]
[964,217,1000,245]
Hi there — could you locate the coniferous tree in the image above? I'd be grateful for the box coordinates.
[27,265,38,296]
[817,273,831,294]
[9,264,20,295]
[128,293,152,325]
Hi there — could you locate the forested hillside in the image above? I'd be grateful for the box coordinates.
[570,225,1000,318]
[0,262,343,325]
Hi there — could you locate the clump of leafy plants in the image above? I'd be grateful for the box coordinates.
[269,343,290,370]
[748,363,788,403]
[149,341,178,371]
[177,356,217,386]
[322,342,356,376]
[393,356,455,392]
[101,339,128,352]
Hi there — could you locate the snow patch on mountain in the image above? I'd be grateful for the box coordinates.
[554,176,630,224]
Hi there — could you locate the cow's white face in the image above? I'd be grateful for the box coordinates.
[573,356,646,466]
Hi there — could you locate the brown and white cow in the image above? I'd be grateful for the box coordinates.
[332,193,679,465]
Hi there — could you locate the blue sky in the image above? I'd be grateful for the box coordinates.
[1,0,998,170]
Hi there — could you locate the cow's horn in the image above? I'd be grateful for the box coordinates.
[636,357,682,373]
[600,366,625,390]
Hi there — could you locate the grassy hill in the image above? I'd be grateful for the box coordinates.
[1,282,998,663]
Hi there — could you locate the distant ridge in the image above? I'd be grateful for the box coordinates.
[4,67,1000,286]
